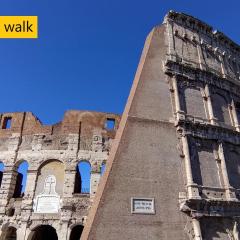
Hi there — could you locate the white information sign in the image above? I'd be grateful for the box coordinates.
[131,198,155,214]
[33,175,61,213]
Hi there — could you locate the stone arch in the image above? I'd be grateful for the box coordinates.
[13,160,29,198]
[74,160,91,194]
[27,225,58,240]
[212,93,232,125]
[0,223,19,240]
[33,159,65,213]
[69,224,84,240]
[35,159,65,195]
[37,158,65,170]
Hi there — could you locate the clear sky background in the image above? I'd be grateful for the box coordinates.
[0,0,239,125]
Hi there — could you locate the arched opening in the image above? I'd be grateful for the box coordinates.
[30,225,58,240]
[13,161,28,198]
[100,162,106,176]
[74,161,91,194]
[70,225,84,240]
[4,226,17,240]
[33,160,64,213]
[0,162,4,188]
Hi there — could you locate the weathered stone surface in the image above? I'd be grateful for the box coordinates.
[82,11,240,240]
[0,110,120,239]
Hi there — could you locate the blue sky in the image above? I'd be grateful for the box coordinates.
[0,0,239,125]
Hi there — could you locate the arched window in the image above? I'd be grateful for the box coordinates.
[33,160,64,213]
[29,225,58,240]
[13,161,28,198]
[74,161,91,193]
[35,160,65,197]
[4,227,17,240]
[70,225,84,240]
[101,162,106,176]
[0,162,4,188]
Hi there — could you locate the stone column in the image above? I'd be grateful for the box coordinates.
[165,19,177,61]
[173,77,185,121]
[231,100,240,132]
[57,222,69,240]
[220,54,227,78]
[192,218,202,240]
[205,84,216,125]
[218,142,237,200]
[182,135,200,199]
[24,227,32,240]
[196,41,206,71]
[17,223,27,240]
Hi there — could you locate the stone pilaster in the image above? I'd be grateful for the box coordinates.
[182,135,200,199]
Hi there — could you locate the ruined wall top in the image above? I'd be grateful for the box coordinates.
[0,110,121,138]
[163,10,240,86]
[164,10,240,53]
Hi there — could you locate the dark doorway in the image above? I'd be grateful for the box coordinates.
[31,225,58,240]
[70,225,84,240]
[5,227,17,240]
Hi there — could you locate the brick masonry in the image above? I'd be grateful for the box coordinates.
[82,11,240,240]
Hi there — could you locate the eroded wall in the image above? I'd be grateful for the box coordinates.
[0,110,120,240]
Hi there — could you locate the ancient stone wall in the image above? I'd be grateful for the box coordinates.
[82,11,240,240]
[0,110,120,240]
[165,10,240,239]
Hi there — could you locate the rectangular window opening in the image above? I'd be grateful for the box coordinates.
[106,118,115,130]
[2,117,12,129]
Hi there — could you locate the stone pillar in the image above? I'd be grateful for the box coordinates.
[192,218,202,240]
[231,100,240,132]
[0,166,18,213]
[165,20,177,61]
[218,142,238,200]
[220,54,227,78]
[63,168,76,197]
[182,135,200,199]
[17,223,27,240]
[57,222,69,240]
[90,172,101,197]
[197,42,206,71]
[24,227,32,240]
[173,77,185,121]
[20,170,38,222]
[205,84,216,125]
[23,170,38,202]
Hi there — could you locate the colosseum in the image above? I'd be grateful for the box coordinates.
[1,10,240,240]
[0,111,120,239]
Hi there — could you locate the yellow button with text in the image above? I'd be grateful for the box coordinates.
[0,16,38,38]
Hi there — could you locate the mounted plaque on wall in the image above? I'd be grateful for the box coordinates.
[131,197,155,214]
[33,175,61,213]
